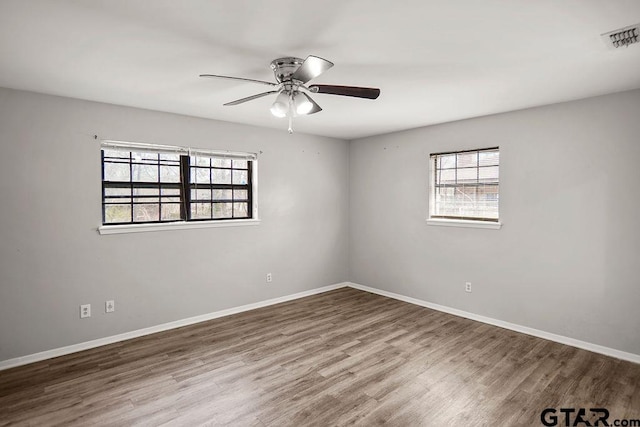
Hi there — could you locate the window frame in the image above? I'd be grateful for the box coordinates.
[427,146,501,230]
[98,141,259,234]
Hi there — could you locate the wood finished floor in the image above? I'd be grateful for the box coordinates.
[1,287,639,426]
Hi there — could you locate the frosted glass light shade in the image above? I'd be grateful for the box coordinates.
[270,92,289,118]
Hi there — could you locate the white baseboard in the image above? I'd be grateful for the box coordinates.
[0,282,349,371]
[347,282,640,364]
[3,281,637,371]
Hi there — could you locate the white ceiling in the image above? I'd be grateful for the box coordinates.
[1,1,639,140]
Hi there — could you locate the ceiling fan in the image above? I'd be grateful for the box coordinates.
[200,55,380,133]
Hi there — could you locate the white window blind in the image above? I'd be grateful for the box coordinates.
[101,140,257,160]
[429,147,499,222]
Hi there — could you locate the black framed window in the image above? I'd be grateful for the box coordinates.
[101,144,254,225]
[429,147,499,222]
[189,156,252,221]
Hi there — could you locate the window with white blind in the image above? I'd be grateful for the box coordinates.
[429,147,499,224]
[100,141,257,230]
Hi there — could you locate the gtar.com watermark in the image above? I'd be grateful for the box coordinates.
[541,408,640,426]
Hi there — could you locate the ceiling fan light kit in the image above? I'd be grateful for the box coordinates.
[200,55,381,133]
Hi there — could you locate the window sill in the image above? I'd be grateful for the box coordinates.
[98,219,261,235]
[426,218,502,230]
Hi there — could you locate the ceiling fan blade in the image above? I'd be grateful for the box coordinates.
[308,85,380,99]
[223,90,279,106]
[303,93,322,115]
[200,74,278,87]
[291,56,334,83]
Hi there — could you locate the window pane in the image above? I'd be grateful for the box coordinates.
[160,187,180,196]
[161,204,181,221]
[479,166,499,182]
[439,154,455,169]
[233,202,248,218]
[457,168,477,183]
[131,164,158,182]
[457,152,477,168]
[191,189,211,201]
[232,159,248,169]
[104,163,130,181]
[193,156,210,167]
[232,170,248,185]
[105,187,131,197]
[233,189,248,200]
[162,196,181,203]
[213,189,232,200]
[103,149,129,159]
[212,169,231,184]
[479,151,499,167]
[134,196,159,203]
[105,196,131,204]
[191,203,211,219]
[193,168,210,184]
[133,188,158,195]
[160,166,180,183]
[212,158,231,168]
[438,169,456,184]
[133,204,159,222]
[213,202,232,219]
[104,204,131,223]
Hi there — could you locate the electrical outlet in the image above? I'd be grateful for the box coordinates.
[266,273,272,283]
[105,300,115,313]
[465,282,472,293]
[80,304,91,318]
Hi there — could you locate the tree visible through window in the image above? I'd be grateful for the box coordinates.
[101,142,254,225]
[429,147,499,222]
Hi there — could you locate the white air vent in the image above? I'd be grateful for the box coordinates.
[602,24,639,49]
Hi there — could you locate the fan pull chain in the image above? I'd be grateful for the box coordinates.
[288,92,294,134]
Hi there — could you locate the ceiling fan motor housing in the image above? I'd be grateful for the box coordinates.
[270,57,305,84]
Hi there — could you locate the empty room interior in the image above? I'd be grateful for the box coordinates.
[1,1,640,426]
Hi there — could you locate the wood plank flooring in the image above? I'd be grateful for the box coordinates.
[1,287,639,426]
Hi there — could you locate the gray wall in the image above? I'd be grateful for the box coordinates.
[0,88,350,361]
[350,89,640,355]
[2,86,639,363]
